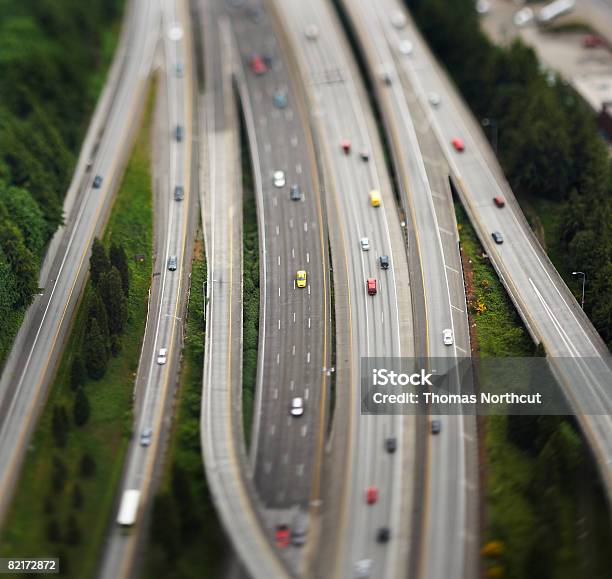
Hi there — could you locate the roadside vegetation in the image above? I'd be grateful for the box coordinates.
[411,0,612,349]
[0,0,125,368]
[0,82,155,578]
[144,232,227,578]
[456,204,611,579]
[240,109,260,449]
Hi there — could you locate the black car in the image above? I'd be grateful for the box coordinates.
[93,175,103,188]
[431,419,441,435]
[290,184,301,201]
[174,185,184,201]
[175,124,184,142]
[379,255,390,269]
[377,527,391,543]
[385,437,397,453]
[492,231,504,244]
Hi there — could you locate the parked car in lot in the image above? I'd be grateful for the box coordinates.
[290,397,304,417]
[157,348,167,365]
[273,170,285,187]
[492,231,504,244]
[493,195,505,208]
[431,419,441,435]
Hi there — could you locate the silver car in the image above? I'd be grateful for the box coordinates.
[360,237,370,251]
[273,170,286,188]
[140,428,153,446]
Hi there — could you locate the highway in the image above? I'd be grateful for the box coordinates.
[395,7,612,500]
[338,1,479,578]
[272,0,416,577]
[198,0,291,577]
[226,2,332,572]
[97,0,196,577]
[0,0,159,525]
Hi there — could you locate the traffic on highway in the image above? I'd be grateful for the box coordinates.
[0,0,610,578]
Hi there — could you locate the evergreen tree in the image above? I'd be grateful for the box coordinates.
[46,519,61,543]
[98,267,128,335]
[73,387,90,426]
[72,484,83,509]
[70,355,86,390]
[89,238,110,285]
[51,455,67,493]
[79,452,96,478]
[51,404,69,447]
[65,515,81,545]
[110,242,130,296]
[83,317,108,379]
[87,290,110,347]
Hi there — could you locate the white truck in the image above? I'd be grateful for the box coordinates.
[117,489,140,526]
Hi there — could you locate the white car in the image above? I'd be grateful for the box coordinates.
[157,348,168,365]
[360,237,370,251]
[428,92,441,106]
[305,24,319,40]
[443,329,454,346]
[354,559,373,578]
[390,11,406,29]
[513,7,533,27]
[290,397,304,417]
[140,428,153,446]
[398,40,413,55]
[273,170,286,187]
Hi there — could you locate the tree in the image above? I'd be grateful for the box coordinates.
[51,404,69,447]
[51,455,67,493]
[72,484,83,509]
[151,493,180,560]
[65,514,81,545]
[89,238,110,285]
[87,290,110,346]
[0,184,46,256]
[83,317,108,379]
[98,267,128,335]
[79,452,96,478]
[46,518,62,543]
[70,355,86,390]
[73,387,90,426]
[110,242,130,296]
[0,221,39,306]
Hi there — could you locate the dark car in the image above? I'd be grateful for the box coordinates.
[431,419,441,434]
[385,437,397,453]
[290,184,301,201]
[174,185,184,201]
[93,175,103,188]
[379,255,390,269]
[492,231,504,244]
[175,124,184,142]
[377,527,391,543]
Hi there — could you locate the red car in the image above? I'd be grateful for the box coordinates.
[367,278,377,296]
[366,486,378,505]
[451,137,465,152]
[341,139,351,154]
[275,524,290,548]
[250,55,268,75]
[583,35,603,48]
[493,195,505,208]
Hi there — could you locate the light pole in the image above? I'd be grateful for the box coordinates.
[482,117,498,154]
[572,271,586,309]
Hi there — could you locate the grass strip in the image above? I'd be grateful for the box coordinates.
[0,81,155,579]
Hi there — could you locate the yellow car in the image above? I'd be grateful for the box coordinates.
[296,270,307,288]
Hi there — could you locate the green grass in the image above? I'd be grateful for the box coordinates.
[143,233,228,578]
[455,203,533,357]
[0,82,155,579]
[241,111,259,450]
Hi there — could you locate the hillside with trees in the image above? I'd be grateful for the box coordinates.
[409,0,612,348]
[0,0,124,365]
